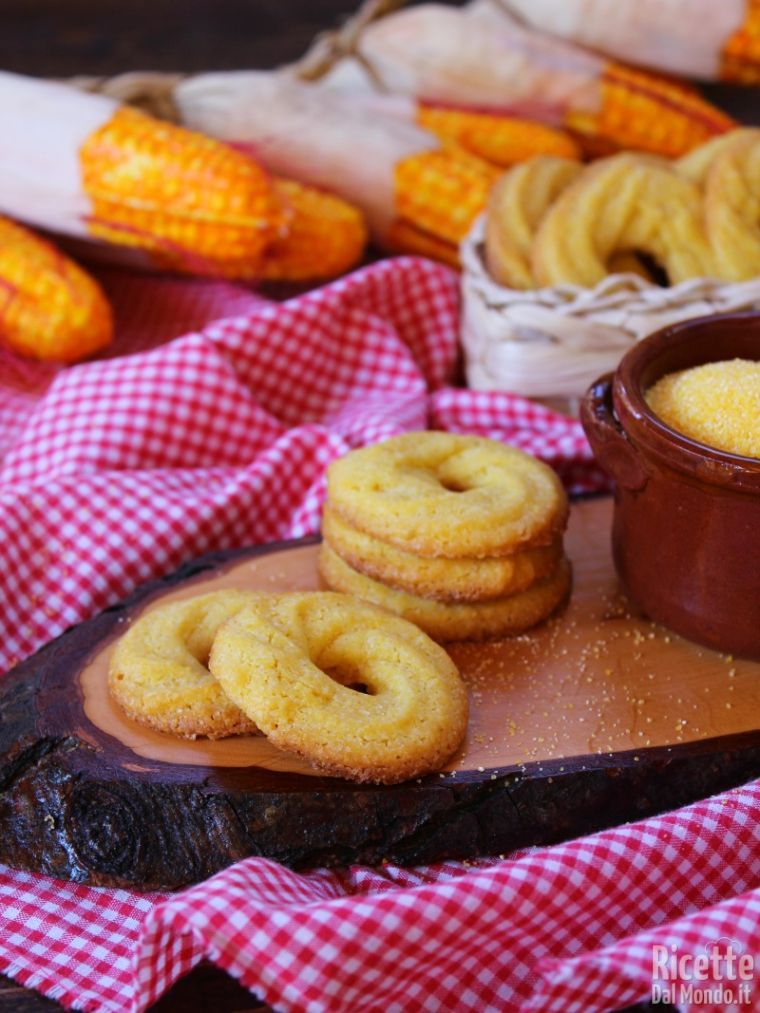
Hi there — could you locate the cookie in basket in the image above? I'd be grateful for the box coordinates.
[532,153,715,287]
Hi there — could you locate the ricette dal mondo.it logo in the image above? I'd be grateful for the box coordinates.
[651,937,755,1006]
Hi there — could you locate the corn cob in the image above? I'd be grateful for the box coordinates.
[416,103,581,167]
[80,106,285,277]
[319,3,735,160]
[169,72,494,266]
[394,148,500,248]
[383,220,460,268]
[487,0,760,85]
[0,74,293,281]
[0,216,113,362]
[261,178,368,282]
[563,64,735,158]
[721,0,760,82]
[480,0,752,82]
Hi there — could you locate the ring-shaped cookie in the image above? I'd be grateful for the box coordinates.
[318,544,572,642]
[109,590,262,739]
[532,153,715,286]
[486,155,582,289]
[326,432,568,558]
[676,128,760,185]
[703,133,760,281]
[209,592,469,784]
[322,503,563,601]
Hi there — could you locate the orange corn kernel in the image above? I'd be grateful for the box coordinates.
[261,179,368,282]
[418,104,581,168]
[394,148,500,248]
[80,106,285,277]
[383,219,461,268]
[0,215,112,362]
[565,63,735,158]
[721,0,760,83]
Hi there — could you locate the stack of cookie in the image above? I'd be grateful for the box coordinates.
[318,432,572,642]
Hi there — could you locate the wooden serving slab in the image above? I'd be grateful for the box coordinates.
[1,498,758,891]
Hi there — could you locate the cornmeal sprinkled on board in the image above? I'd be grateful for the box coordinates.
[646,358,760,458]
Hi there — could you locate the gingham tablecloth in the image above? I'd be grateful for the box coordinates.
[1,257,758,1013]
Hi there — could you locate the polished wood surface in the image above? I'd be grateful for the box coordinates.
[2,498,757,892]
[76,497,760,776]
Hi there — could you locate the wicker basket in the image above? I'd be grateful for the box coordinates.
[460,215,760,414]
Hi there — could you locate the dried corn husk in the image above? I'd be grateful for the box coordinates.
[161,71,501,263]
[173,71,435,239]
[319,4,602,115]
[0,71,367,282]
[476,0,755,83]
[316,2,734,157]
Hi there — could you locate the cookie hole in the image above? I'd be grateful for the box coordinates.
[638,253,668,287]
[188,642,212,669]
[323,666,375,695]
[607,249,668,286]
[438,477,468,493]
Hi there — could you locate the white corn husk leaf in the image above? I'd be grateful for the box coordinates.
[471,0,746,81]
[0,71,118,239]
[0,71,168,273]
[461,214,760,406]
[318,2,603,120]
[175,70,437,238]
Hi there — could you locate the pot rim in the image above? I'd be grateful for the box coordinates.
[611,310,760,489]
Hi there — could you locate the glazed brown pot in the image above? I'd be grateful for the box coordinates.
[581,311,760,660]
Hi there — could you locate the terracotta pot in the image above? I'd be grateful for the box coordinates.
[581,311,760,660]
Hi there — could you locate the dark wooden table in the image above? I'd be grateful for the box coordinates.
[0,1,753,1008]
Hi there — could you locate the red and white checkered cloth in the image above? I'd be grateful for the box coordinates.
[1,257,757,1013]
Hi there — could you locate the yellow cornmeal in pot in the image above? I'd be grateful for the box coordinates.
[645,359,760,458]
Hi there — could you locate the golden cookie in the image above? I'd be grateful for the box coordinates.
[109,590,262,739]
[703,133,760,281]
[318,544,572,642]
[209,592,469,784]
[326,432,568,559]
[532,153,715,287]
[675,128,760,185]
[322,503,562,602]
[485,156,582,289]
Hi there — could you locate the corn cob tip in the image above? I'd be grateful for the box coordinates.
[0,215,113,363]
